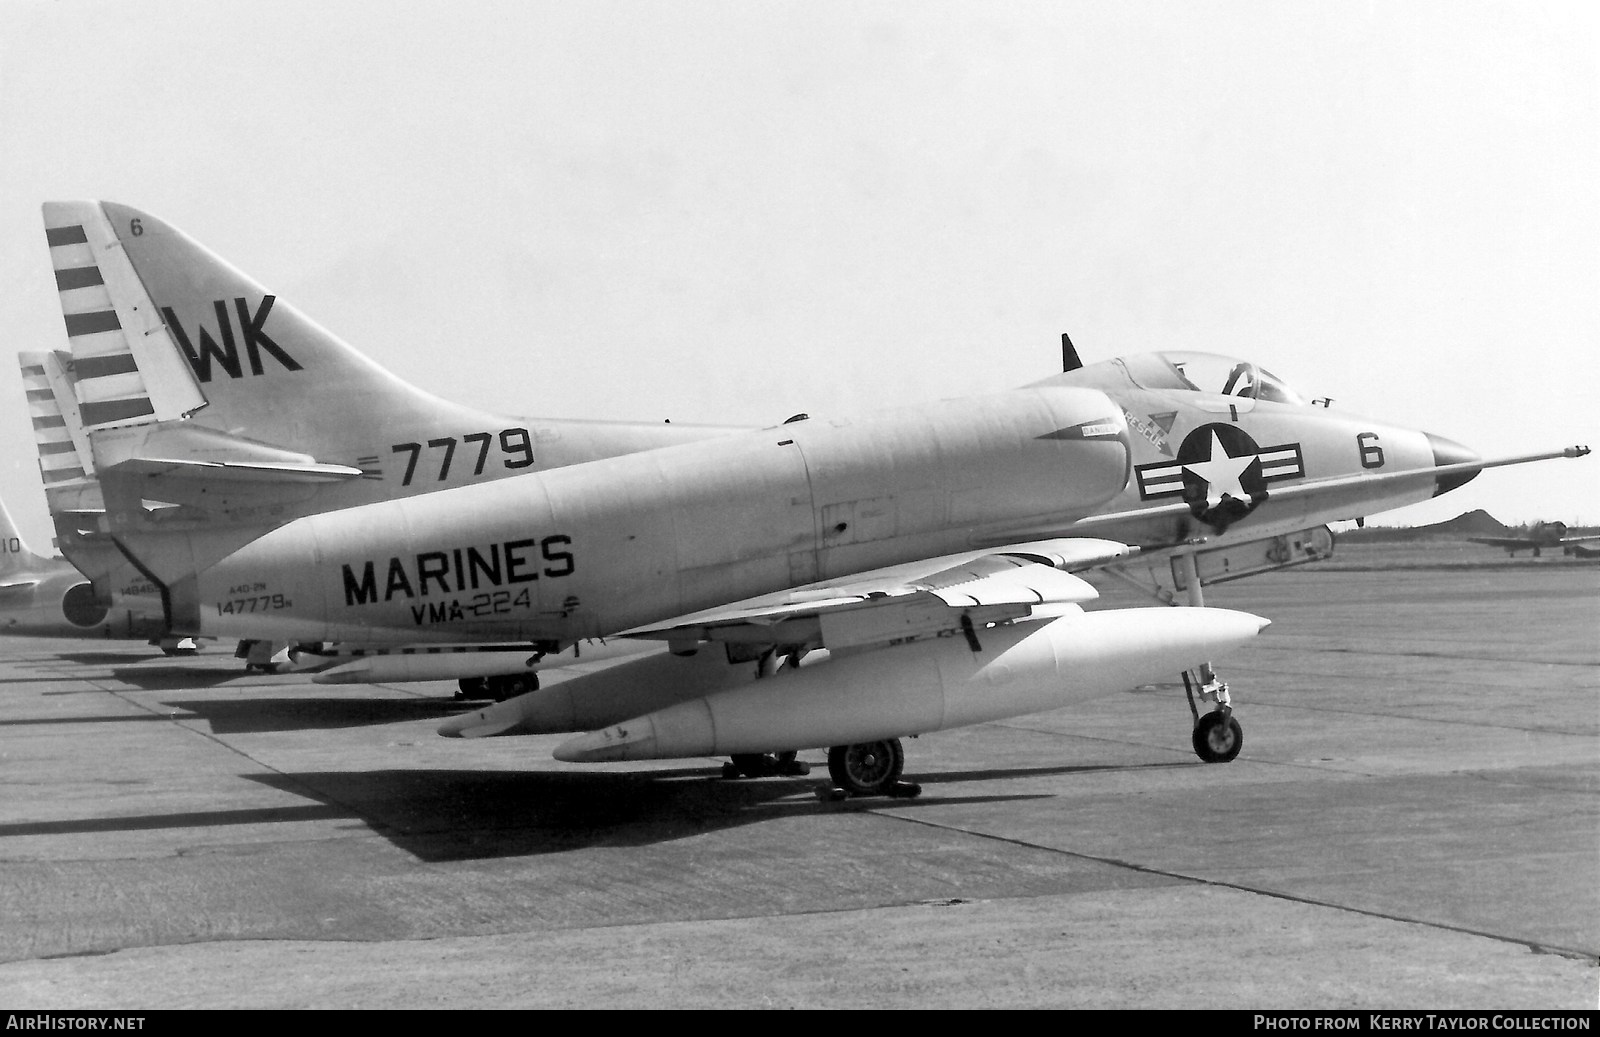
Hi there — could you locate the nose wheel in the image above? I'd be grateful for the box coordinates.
[1192,708,1243,763]
[1182,667,1243,763]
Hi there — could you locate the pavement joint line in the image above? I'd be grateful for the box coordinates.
[1229,661,1593,685]
[977,717,1596,784]
[877,808,1600,965]
[1247,645,1600,669]
[1220,699,1600,735]
[988,685,1600,737]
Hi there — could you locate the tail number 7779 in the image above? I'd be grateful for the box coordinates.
[392,428,534,486]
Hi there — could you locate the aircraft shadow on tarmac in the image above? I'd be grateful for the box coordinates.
[916,760,1196,785]
[0,759,1175,861]
[158,695,468,733]
[0,697,457,731]
[244,767,1052,862]
[111,665,308,690]
[55,651,158,665]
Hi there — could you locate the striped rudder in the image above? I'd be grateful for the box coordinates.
[42,202,208,431]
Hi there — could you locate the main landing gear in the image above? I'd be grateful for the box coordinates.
[721,751,811,779]
[815,739,922,801]
[455,672,539,702]
[719,649,923,801]
[719,739,924,801]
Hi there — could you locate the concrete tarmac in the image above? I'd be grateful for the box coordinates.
[0,548,1595,1008]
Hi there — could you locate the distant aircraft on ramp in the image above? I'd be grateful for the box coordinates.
[0,494,170,641]
[1468,521,1600,557]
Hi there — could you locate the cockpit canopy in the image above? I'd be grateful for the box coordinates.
[1120,351,1307,406]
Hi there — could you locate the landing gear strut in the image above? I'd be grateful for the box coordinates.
[815,738,922,800]
[1175,548,1245,764]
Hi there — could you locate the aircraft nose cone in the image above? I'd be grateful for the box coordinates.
[1426,432,1481,497]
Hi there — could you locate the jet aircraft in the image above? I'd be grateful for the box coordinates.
[0,494,130,638]
[1468,521,1600,557]
[22,201,1590,795]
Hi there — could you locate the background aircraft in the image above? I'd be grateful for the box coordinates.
[1468,520,1600,557]
[0,493,146,640]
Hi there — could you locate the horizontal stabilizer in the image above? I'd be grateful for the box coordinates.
[111,457,365,484]
[89,422,363,520]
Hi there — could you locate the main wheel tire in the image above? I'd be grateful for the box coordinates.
[1192,711,1243,763]
[827,739,905,796]
[456,677,489,700]
[488,673,539,702]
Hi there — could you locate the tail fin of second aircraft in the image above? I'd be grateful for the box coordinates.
[18,350,104,532]
[0,494,56,576]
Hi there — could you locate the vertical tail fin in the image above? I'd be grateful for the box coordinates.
[0,495,54,576]
[61,200,498,461]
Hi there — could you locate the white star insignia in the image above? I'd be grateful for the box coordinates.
[1182,431,1258,510]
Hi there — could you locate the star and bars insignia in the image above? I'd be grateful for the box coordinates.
[1134,426,1304,502]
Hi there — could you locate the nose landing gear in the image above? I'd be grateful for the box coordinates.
[1184,668,1243,763]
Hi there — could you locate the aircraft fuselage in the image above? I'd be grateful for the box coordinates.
[147,386,1131,642]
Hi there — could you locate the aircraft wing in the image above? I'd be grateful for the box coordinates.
[618,538,1136,653]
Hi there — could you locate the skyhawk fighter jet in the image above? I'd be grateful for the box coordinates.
[17,201,1589,795]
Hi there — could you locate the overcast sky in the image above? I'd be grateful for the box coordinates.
[1,0,1595,551]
